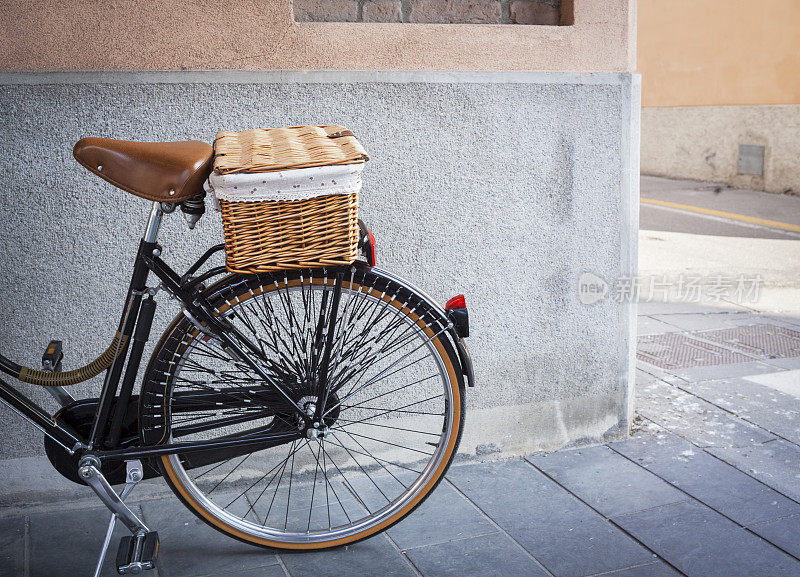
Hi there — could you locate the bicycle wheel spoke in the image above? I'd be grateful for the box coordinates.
[172,409,272,438]
[332,430,434,456]
[209,452,252,495]
[306,441,322,531]
[323,437,424,475]
[324,327,448,418]
[151,271,460,545]
[333,324,428,398]
[335,417,442,437]
[319,440,371,513]
[284,443,296,531]
[336,429,408,489]
[329,301,407,383]
[236,440,303,515]
[338,355,430,402]
[338,393,444,427]
[330,432,391,505]
[319,440,335,528]
[194,455,237,480]
[262,440,297,524]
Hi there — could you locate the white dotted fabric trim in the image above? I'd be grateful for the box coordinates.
[205,164,364,210]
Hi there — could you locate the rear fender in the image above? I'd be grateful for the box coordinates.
[371,266,475,388]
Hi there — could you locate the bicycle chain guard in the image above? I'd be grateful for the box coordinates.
[44,397,160,486]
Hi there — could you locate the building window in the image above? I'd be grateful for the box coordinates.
[292,0,573,25]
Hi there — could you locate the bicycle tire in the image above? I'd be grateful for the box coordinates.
[139,265,465,550]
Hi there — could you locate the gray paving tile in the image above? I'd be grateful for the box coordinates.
[386,480,496,549]
[280,533,414,577]
[636,302,747,315]
[600,562,682,577]
[222,566,288,577]
[140,497,280,577]
[636,365,679,386]
[767,314,800,330]
[636,368,662,385]
[707,439,800,502]
[28,506,133,577]
[638,316,680,336]
[447,460,652,577]
[0,517,24,577]
[636,379,776,448]
[611,432,800,526]
[404,532,549,577]
[670,361,781,382]
[650,313,757,332]
[527,445,686,517]
[653,372,692,386]
[750,515,800,559]
[684,377,800,444]
[613,500,800,577]
[767,357,800,370]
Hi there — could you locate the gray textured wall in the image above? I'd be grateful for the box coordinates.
[0,71,639,460]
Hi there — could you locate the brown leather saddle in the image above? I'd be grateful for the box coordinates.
[73,137,213,203]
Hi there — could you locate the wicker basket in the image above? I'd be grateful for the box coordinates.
[208,125,368,273]
[219,193,360,273]
[213,125,369,174]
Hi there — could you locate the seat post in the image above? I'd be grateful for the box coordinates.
[143,202,163,243]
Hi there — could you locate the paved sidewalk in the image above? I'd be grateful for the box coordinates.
[3,304,800,576]
[639,175,800,317]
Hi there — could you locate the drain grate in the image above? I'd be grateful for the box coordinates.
[637,333,752,370]
[695,324,800,359]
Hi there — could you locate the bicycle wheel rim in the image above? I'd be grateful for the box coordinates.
[155,271,463,548]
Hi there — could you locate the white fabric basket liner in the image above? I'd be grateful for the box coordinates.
[205,163,363,208]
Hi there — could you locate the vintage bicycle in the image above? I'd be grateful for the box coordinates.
[0,134,473,574]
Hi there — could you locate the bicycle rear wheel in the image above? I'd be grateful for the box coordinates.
[139,265,465,549]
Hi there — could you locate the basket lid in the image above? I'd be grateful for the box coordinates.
[213,125,369,175]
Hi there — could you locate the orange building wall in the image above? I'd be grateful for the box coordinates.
[638,0,800,107]
[0,0,635,72]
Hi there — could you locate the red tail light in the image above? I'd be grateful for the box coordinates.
[445,294,466,311]
[367,228,376,266]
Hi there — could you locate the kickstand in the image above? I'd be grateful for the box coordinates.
[92,461,143,577]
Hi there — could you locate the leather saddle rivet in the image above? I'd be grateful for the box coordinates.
[169,189,175,196]
[97,165,103,172]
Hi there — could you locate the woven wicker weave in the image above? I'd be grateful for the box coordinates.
[220,192,360,273]
[213,125,369,174]
[212,124,367,273]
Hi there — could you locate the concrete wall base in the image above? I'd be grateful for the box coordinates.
[461,394,629,458]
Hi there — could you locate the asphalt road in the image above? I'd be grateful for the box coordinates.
[640,176,800,239]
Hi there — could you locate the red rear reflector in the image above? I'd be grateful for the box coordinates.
[445,294,466,310]
[367,229,376,266]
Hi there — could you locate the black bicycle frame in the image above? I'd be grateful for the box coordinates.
[0,207,312,465]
